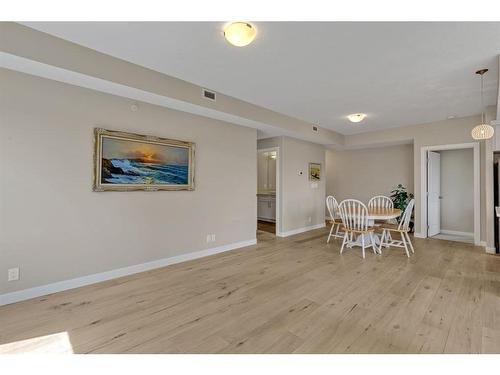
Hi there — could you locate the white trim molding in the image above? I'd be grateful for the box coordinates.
[485,246,496,254]
[478,241,496,253]
[420,142,481,247]
[439,230,474,237]
[277,222,326,237]
[0,239,257,307]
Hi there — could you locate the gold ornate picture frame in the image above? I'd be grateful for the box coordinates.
[93,128,195,191]
[309,162,321,181]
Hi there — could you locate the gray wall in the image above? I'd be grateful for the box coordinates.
[326,144,414,204]
[258,136,326,234]
[343,112,496,244]
[0,23,345,147]
[281,137,326,233]
[0,69,257,294]
[440,149,474,233]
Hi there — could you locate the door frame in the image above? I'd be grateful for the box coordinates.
[420,142,480,245]
[257,147,280,236]
[427,150,441,237]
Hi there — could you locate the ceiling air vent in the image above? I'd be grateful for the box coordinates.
[312,125,319,132]
[203,89,216,101]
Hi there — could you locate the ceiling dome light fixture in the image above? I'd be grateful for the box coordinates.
[347,113,367,123]
[471,68,494,140]
[223,22,257,47]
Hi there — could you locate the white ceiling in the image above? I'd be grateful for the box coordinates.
[23,22,500,135]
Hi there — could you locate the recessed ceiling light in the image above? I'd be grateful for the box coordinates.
[347,113,367,123]
[447,115,456,120]
[224,22,257,47]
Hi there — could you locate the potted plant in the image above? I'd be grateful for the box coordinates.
[390,184,415,231]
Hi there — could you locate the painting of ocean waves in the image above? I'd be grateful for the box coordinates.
[102,159,189,185]
[96,131,193,190]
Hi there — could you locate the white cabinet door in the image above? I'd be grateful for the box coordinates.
[258,197,272,220]
[270,198,276,221]
[257,196,276,222]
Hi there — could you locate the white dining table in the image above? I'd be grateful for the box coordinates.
[346,208,402,252]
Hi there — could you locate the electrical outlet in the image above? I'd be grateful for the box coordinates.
[8,267,19,282]
[308,216,312,223]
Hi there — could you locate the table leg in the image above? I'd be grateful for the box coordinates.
[347,233,381,251]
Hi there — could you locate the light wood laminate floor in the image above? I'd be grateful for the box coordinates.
[1,228,500,354]
[257,220,276,234]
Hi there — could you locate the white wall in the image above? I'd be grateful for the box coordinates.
[440,149,474,233]
[326,144,414,204]
[0,69,257,295]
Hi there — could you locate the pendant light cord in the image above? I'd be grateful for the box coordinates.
[480,72,485,124]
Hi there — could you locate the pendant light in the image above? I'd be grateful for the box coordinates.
[471,68,494,140]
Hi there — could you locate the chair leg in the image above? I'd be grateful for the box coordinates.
[369,232,377,254]
[335,224,340,238]
[405,232,415,253]
[379,230,386,253]
[361,234,366,259]
[401,232,410,257]
[340,232,348,254]
[327,222,335,243]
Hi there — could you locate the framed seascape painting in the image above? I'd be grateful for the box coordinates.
[309,162,321,181]
[93,128,195,191]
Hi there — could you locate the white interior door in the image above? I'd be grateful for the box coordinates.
[428,151,441,236]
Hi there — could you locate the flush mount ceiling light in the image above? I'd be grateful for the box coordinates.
[347,113,367,123]
[471,68,494,140]
[223,22,257,47]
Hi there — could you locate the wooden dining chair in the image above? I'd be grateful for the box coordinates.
[379,199,415,257]
[326,196,344,243]
[368,195,394,210]
[338,199,377,259]
[368,195,395,225]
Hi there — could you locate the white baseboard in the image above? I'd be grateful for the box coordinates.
[0,238,257,307]
[439,229,474,237]
[396,232,496,253]
[478,241,496,253]
[277,222,326,238]
[485,246,496,254]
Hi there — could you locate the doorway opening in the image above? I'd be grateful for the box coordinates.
[257,147,280,236]
[421,143,480,245]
